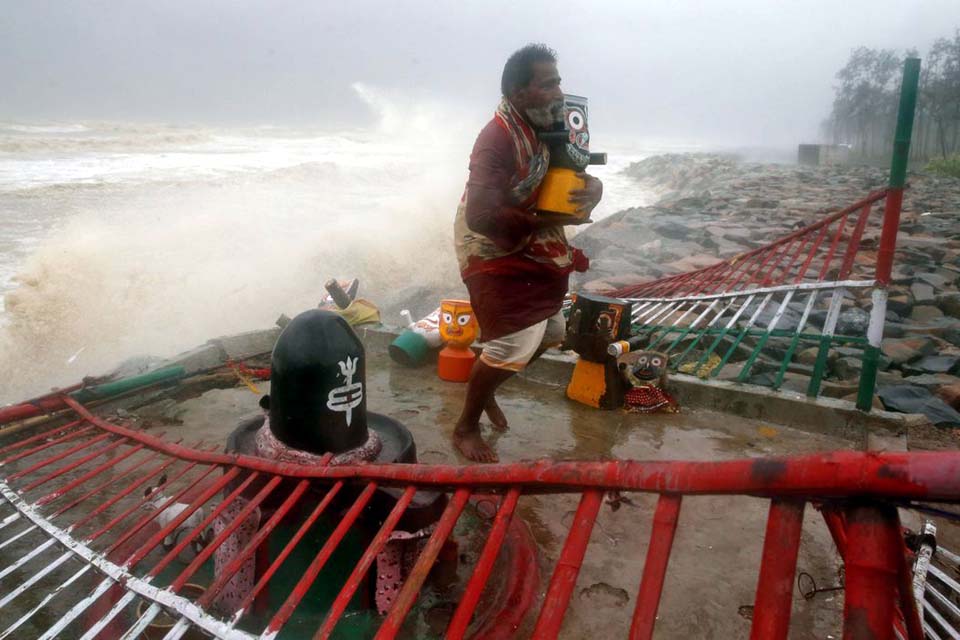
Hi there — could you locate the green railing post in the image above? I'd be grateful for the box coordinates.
[856,57,920,412]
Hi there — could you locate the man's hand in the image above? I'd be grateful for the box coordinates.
[569,173,603,215]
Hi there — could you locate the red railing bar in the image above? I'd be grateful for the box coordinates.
[0,424,96,466]
[710,252,763,294]
[376,488,471,640]
[530,489,604,639]
[629,493,682,640]
[842,503,901,640]
[73,451,209,535]
[160,474,274,585]
[37,442,148,506]
[0,381,89,426]
[721,250,773,294]
[58,399,960,499]
[876,189,905,286]
[782,232,817,284]
[748,498,805,640]
[761,237,801,287]
[46,447,168,516]
[198,479,312,609]
[896,539,924,640]
[97,464,230,554]
[445,488,522,640]
[233,474,340,619]
[611,190,887,298]
[837,203,874,280]
[19,437,128,492]
[263,482,379,635]
[318,485,417,640]
[0,420,84,457]
[795,222,831,283]
[119,468,242,569]
[5,432,112,481]
[819,506,847,557]
[816,213,849,280]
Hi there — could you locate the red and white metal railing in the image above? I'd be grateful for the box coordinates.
[0,395,958,638]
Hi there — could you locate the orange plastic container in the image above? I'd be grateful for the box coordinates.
[437,345,475,382]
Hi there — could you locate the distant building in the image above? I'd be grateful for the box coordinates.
[798,144,850,166]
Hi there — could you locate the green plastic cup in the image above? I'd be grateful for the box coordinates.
[389,330,431,367]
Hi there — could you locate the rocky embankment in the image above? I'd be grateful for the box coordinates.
[571,153,960,427]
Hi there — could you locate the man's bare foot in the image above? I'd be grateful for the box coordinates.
[484,398,509,432]
[453,425,499,463]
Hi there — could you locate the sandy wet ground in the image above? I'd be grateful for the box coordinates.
[151,344,953,639]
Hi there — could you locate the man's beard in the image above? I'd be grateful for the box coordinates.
[525,100,564,129]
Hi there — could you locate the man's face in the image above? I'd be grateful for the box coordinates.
[514,61,564,129]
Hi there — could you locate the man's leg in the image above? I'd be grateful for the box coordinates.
[453,318,552,462]
[453,361,515,462]
[482,309,565,433]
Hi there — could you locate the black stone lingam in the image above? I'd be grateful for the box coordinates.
[269,309,370,454]
[226,309,445,529]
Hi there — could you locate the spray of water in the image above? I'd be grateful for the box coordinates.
[0,87,484,402]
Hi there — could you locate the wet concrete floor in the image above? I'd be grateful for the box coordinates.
[158,346,883,639]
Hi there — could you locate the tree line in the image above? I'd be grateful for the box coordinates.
[822,29,960,162]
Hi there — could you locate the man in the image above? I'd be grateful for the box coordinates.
[452,44,602,462]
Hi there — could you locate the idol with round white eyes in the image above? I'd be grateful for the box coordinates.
[564,103,590,169]
[624,350,670,387]
[439,299,479,349]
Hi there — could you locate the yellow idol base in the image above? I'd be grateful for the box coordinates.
[536,167,585,216]
[566,359,606,408]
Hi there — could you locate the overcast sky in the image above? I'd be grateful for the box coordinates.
[2,1,957,146]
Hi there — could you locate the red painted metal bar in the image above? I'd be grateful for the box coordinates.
[376,488,471,640]
[795,222,831,282]
[446,488,522,640]
[263,482,378,636]
[0,385,83,425]
[776,233,815,285]
[20,436,128,492]
[876,189,904,285]
[72,452,208,535]
[612,190,887,298]
[531,489,605,639]
[837,203,874,280]
[842,503,901,640]
[37,442,146,506]
[318,485,417,640]
[233,476,341,618]
[5,432,112,481]
[819,506,847,557]
[762,236,802,286]
[165,475,279,586]
[748,498,805,640]
[629,493,682,640]
[57,398,960,501]
[0,424,95,466]
[97,464,232,554]
[816,213,849,280]
[895,539,924,640]
[0,420,83,457]
[118,468,242,569]
[715,251,768,293]
[199,478,311,609]
[46,447,166,515]
[128,472,261,592]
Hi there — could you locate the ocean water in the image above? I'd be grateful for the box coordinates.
[0,99,681,403]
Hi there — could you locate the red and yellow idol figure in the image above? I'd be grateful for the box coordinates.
[438,299,478,382]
